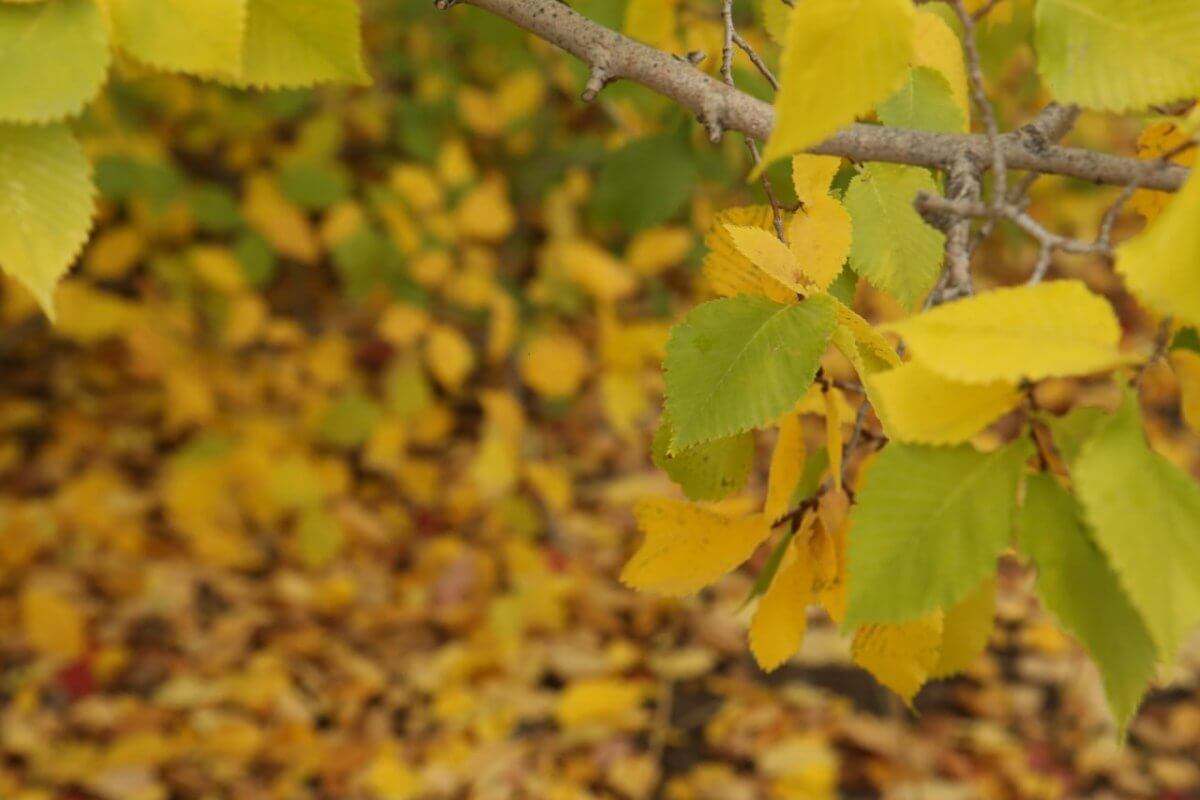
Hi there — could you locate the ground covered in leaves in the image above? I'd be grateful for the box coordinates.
[3,2,1200,798]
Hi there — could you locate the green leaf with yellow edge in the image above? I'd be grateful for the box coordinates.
[0,0,109,123]
[236,0,368,89]
[759,0,914,167]
[1019,473,1157,728]
[867,360,1021,445]
[931,577,995,678]
[652,415,755,502]
[664,293,836,451]
[110,0,246,78]
[851,614,943,706]
[844,438,1032,628]
[1073,393,1200,661]
[702,205,795,303]
[765,412,807,521]
[621,497,771,597]
[0,123,95,318]
[844,163,946,309]
[882,280,1137,384]
[1116,168,1200,330]
[1035,0,1200,112]
[877,67,965,134]
[749,542,814,671]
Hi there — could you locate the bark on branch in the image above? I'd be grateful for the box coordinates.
[452,0,1190,193]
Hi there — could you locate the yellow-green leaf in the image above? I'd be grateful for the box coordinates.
[0,123,95,318]
[236,0,369,88]
[110,0,246,78]
[883,280,1136,384]
[868,360,1021,445]
[1035,0,1200,112]
[760,0,914,166]
[1116,168,1200,330]
[621,498,771,596]
[0,0,110,123]
[931,578,995,678]
[913,7,969,126]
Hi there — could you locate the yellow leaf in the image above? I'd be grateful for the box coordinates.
[812,491,850,623]
[760,0,914,166]
[552,238,638,303]
[823,386,844,491]
[765,413,807,521]
[1130,121,1197,222]
[851,614,943,706]
[623,0,679,51]
[749,544,815,671]
[868,360,1022,444]
[788,196,852,291]
[424,324,474,392]
[54,281,140,344]
[242,172,319,264]
[931,577,995,678]
[913,8,970,129]
[455,175,515,242]
[188,245,245,293]
[377,303,430,349]
[625,226,692,276]
[791,154,841,201]
[21,583,86,660]
[882,281,1135,384]
[556,678,646,729]
[519,332,590,398]
[363,746,421,800]
[84,225,144,280]
[725,223,810,294]
[1171,349,1200,434]
[1117,168,1200,330]
[622,498,771,596]
[110,0,245,78]
[832,298,900,370]
[702,205,795,303]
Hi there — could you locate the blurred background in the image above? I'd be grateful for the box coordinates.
[2,1,1199,798]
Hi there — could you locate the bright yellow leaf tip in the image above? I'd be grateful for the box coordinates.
[758,0,914,170]
[1117,168,1200,331]
[621,498,771,596]
[882,280,1138,385]
[912,8,970,129]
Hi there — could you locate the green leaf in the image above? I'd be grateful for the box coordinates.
[111,0,246,78]
[0,124,95,318]
[844,163,946,309]
[1018,474,1157,727]
[1073,393,1200,660]
[0,0,110,123]
[844,439,1032,628]
[590,133,700,232]
[1035,0,1200,112]
[1173,327,1200,355]
[653,415,755,502]
[237,0,369,88]
[1045,405,1109,468]
[316,391,381,449]
[876,67,965,134]
[279,162,351,210]
[664,294,836,451]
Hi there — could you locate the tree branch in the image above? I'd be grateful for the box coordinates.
[451,0,1190,193]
